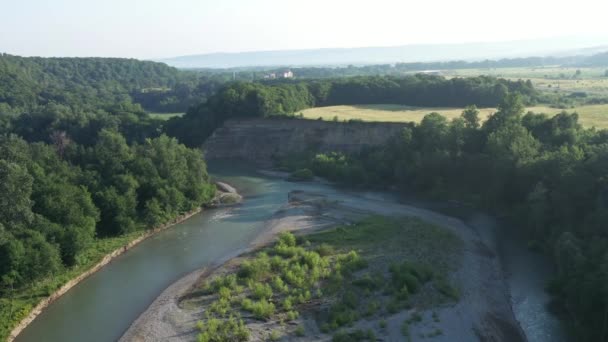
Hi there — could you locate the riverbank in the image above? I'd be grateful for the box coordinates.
[6,208,203,342]
[121,186,525,341]
[6,182,243,342]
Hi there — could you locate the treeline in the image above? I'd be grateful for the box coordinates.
[0,54,224,114]
[166,75,537,146]
[279,95,608,341]
[189,51,608,80]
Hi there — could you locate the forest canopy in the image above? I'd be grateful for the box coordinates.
[166,74,537,146]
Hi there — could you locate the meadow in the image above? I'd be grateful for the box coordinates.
[300,104,608,129]
[441,66,608,95]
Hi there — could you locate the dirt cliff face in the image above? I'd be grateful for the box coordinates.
[203,118,408,164]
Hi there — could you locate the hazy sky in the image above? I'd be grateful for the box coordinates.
[1,0,607,59]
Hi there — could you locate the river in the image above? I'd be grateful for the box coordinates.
[15,161,566,342]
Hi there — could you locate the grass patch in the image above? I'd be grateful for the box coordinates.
[300,103,608,129]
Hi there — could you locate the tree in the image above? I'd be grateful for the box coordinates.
[483,93,525,132]
[416,112,449,152]
[0,160,34,229]
[486,122,540,164]
[461,105,480,129]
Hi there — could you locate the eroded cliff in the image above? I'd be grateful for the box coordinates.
[202,118,408,164]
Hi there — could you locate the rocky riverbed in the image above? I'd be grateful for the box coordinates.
[121,187,524,342]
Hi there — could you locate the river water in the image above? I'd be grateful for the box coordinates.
[15,161,566,342]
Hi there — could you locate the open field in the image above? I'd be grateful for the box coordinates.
[148,112,184,120]
[440,67,608,95]
[442,66,608,79]
[300,104,608,129]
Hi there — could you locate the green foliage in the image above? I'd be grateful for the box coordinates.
[268,90,608,340]
[268,329,281,341]
[168,75,537,147]
[0,106,214,341]
[287,168,314,181]
[434,276,460,300]
[248,281,273,300]
[0,53,220,114]
[196,316,250,342]
[241,298,275,320]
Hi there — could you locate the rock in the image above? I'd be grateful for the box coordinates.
[208,181,243,207]
[288,190,327,204]
[215,181,237,194]
[217,192,243,205]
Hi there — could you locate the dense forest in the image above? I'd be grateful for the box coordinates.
[166,74,537,146]
[0,54,226,114]
[0,58,218,338]
[277,95,608,341]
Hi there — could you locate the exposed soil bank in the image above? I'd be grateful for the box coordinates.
[202,118,407,165]
[121,188,525,341]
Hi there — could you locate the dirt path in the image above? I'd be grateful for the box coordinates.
[120,190,524,342]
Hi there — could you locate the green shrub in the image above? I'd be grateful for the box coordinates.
[435,276,459,300]
[286,310,299,320]
[272,276,289,293]
[338,251,368,274]
[241,298,276,320]
[206,274,239,293]
[282,297,293,310]
[269,329,281,341]
[218,286,231,300]
[315,243,335,256]
[238,254,271,281]
[278,232,297,247]
[364,300,380,317]
[295,325,305,336]
[328,302,359,329]
[288,168,314,181]
[196,316,250,342]
[209,298,231,316]
[352,273,382,291]
[249,281,273,300]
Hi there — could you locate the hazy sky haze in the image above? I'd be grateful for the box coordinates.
[1,0,608,58]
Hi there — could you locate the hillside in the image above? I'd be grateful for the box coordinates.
[0,54,226,114]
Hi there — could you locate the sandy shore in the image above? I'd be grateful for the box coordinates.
[120,186,525,342]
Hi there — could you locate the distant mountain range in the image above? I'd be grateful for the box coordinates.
[158,36,608,69]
